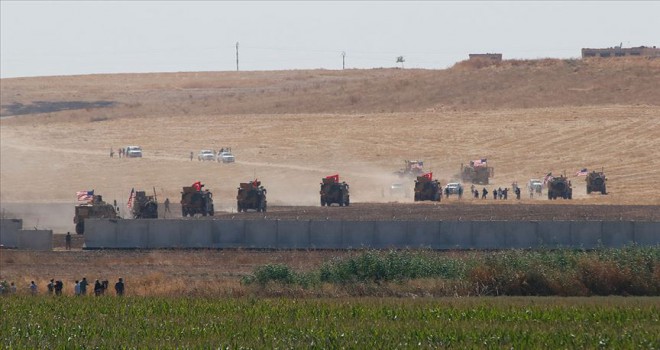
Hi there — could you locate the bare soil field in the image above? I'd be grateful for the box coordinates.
[1,58,659,233]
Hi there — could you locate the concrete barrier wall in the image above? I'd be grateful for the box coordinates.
[18,230,53,251]
[85,219,660,249]
[0,219,23,248]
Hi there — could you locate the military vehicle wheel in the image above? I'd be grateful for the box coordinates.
[75,221,85,235]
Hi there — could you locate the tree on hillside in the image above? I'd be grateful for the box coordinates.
[396,56,405,69]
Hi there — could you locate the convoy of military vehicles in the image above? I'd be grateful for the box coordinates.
[72,159,609,232]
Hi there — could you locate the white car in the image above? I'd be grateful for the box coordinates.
[217,151,235,163]
[528,179,543,194]
[125,146,142,158]
[198,150,215,161]
[445,182,463,195]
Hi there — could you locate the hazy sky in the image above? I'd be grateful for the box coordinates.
[1,1,658,78]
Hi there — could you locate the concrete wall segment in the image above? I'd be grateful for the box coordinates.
[0,219,22,248]
[18,229,53,251]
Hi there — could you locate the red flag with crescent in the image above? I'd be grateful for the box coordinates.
[325,174,339,183]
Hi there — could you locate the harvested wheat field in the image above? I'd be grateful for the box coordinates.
[2,58,660,232]
[1,58,660,298]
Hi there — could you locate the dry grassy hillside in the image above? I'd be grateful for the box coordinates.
[1,58,659,232]
[2,58,659,120]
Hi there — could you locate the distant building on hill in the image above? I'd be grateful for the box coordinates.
[468,53,502,62]
[581,46,660,58]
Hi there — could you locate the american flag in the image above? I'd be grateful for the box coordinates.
[473,158,487,167]
[76,190,94,202]
[127,188,135,209]
[543,173,554,185]
[575,168,588,176]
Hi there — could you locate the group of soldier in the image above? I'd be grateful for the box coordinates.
[0,277,125,296]
[470,185,522,200]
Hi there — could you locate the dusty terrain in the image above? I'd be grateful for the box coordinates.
[1,58,659,295]
[1,58,659,233]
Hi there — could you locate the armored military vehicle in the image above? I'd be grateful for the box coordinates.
[586,171,607,194]
[320,174,350,206]
[180,184,214,217]
[460,159,494,185]
[414,173,442,202]
[394,160,424,178]
[237,180,267,212]
[547,175,573,200]
[73,195,120,234]
[130,190,159,219]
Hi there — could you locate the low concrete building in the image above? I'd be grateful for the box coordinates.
[582,46,660,58]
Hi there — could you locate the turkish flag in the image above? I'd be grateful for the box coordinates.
[422,172,433,180]
[326,174,340,183]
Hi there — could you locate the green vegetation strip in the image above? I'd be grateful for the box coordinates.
[1,297,658,349]
[244,247,660,296]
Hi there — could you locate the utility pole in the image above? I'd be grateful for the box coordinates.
[341,51,346,70]
[235,42,239,71]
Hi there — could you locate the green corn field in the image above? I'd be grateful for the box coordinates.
[1,296,658,348]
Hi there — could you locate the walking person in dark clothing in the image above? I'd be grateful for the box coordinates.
[54,280,63,296]
[47,279,54,295]
[503,188,509,200]
[482,188,488,199]
[515,186,521,200]
[493,189,497,200]
[94,280,103,296]
[65,232,72,250]
[115,278,125,296]
[79,277,88,295]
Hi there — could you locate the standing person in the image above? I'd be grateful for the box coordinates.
[65,232,72,250]
[29,281,37,295]
[10,282,17,294]
[79,277,88,295]
[503,188,509,200]
[94,280,103,296]
[47,279,54,295]
[54,280,63,296]
[482,188,488,199]
[458,186,463,199]
[110,147,114,158]
[493,189,497,200]
[114,278,125,296]
[74,280,81,296]
[164,198,170,217]
[190,152,193,161]
[515,186,521,200]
